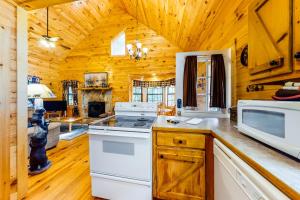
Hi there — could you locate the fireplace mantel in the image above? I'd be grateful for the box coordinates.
[78,88,112,117]
[78,87,112,93]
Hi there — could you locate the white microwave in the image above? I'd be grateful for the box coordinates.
[238,100,300,159]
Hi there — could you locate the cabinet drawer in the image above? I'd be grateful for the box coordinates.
[157,132,206,149]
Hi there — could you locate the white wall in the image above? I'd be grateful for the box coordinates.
[176,49,231,112]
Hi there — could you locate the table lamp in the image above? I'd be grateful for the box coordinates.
[28,83,56,110]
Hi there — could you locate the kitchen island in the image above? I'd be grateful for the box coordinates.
[152,116,300,200]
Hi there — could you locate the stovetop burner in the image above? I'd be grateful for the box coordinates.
[134,121,147,127]
[137,117,149,122]
[91,115,156,130]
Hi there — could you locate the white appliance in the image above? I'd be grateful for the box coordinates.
[238,100,300,159]
[214,139,290,200]
[88,102,157,200]
[114,102,158,116]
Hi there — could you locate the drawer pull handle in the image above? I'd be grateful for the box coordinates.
[173,138,187,145]
[160,155,164,159]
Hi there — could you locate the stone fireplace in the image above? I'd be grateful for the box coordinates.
[78,90,112,118]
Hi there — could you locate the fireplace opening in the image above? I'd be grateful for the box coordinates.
[88,102,105,118]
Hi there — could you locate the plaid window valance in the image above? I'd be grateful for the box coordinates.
[133,78,175,88]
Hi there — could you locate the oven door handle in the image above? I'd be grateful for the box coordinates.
[88,129,150,139]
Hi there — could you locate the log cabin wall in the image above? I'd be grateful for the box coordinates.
[0,0,18,197]
[60,8,181,105]
[26,0,121,100]
[193,0,299,105]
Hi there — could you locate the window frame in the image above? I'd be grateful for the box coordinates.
[166,86,175,106]
[111,31,126,56]
[147,87,163,103]
[67,86,74,106]
[132,86,142,102]
[197,60,220,112]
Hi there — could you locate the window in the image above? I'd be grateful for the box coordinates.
[147,87,163,103]
[197,59,220,112]
[111,31,125,56]
[132,87,142,102]
[167,86,175,106]
[68,86,74,105]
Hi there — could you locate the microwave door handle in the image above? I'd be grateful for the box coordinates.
[88,130,149,139]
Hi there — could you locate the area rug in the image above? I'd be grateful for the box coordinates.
[59,128,87,141]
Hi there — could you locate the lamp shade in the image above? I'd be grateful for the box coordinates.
[28,84,56,98]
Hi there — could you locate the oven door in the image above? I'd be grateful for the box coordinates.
[88,129,151,181]
[238,105,300,158]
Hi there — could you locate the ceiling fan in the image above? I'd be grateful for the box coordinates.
[39,7,59,48]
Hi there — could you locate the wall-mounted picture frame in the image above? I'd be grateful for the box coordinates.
[84,72,108,88]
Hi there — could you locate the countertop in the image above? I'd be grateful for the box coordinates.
[153,116,300,199]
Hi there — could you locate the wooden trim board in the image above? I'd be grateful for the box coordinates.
[0,25,11,200]
[17,6,28,199]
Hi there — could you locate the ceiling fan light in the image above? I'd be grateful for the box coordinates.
[127,43,133,50]
[49,41,56,48]
[39,38,48,47]
[136,42,142,49]
[49,37,59,42]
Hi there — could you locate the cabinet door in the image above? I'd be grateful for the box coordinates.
[295,0,300,70]
[156,147,205,200]
[248,0,293,80]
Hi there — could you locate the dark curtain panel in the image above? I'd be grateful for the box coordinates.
[210,54,226,108]
[183,56,197,107]
[62,80,79,116]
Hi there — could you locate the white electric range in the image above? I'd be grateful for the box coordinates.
[88,102,158,200]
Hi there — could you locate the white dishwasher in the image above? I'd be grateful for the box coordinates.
[214,139,290,200]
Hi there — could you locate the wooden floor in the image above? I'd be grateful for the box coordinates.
[25,134,100,200]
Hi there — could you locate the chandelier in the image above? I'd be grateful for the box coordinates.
[126,0,148,60]
[127,41,148,60]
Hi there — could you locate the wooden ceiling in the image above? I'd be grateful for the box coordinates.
[20,0,251,62]
[111,0,230,50]
[14,0,76,10]
[27,0,116,62]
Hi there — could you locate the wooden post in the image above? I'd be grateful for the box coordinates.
[0,25,11,200]
[17,6,28,199]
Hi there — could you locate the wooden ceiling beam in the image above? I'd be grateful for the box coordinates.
[15,0,77,10]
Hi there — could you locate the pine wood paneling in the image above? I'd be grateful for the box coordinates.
[196,0,300,103]
[27,0,117,99]
[0,23,12,200]
[112,0,225,51]
[0,0,18,198]
[60,8,181,104]
[14,0,75,10]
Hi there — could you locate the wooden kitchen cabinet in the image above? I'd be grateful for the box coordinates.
[294,0,300,71]
[156,147,206,200]
[153,130,213,200]
[248,0,293,80]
